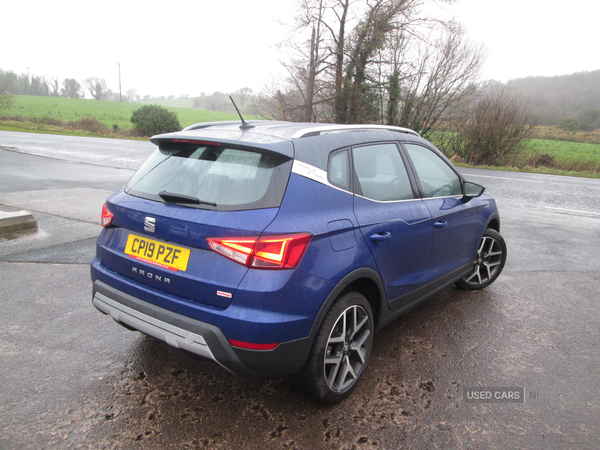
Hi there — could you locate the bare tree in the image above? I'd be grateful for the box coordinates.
[126,87,140,102]
[253,86,310,122]
[48,76,60,97]
[391,24,485,137]
[61,78,82,98]
[438,86,537,166]
[276,0,333,122]
[84,77,107,100]
[232,87,254,110]
[331,0,352,122]
[260,0,466,125]
[336,0,429,123]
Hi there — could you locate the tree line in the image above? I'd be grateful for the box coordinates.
[0,67,258,112]
[0,69,142,102]
[191,88,255,112]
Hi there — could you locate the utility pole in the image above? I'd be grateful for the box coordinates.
[25,67,30,95]
[117,63,122,102]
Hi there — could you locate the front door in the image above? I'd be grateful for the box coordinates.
[403,143,480,282]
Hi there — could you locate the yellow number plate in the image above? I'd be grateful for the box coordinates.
[124,234,190,272]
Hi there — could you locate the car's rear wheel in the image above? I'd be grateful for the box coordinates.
[300,292,373,404]
[456,228,507,290]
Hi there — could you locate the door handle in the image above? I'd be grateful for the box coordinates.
[434,220,448,229]
[370,232,392,242]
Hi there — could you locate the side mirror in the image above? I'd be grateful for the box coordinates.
[462,181,485,202]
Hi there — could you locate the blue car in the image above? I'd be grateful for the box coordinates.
[91,121,506,403]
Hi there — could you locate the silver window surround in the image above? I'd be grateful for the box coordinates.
[291,124,419,139]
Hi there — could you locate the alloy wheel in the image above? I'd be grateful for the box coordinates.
[462,234,504,287]
[323,305,371,393]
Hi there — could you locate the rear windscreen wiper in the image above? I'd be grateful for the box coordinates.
[158,190,217,207]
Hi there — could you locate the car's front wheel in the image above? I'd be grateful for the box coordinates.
[299,292,373,404]
[456,228,507,290]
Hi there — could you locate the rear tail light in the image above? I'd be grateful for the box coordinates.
[207,233,312,270]
[101,203,114,227]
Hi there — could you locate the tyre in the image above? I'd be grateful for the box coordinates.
[456,228,507,290]
[299,292,374,404]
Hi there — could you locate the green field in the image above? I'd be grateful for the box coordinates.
[0,95,243,130]
[519,139,600,175]
[527,139,600,162]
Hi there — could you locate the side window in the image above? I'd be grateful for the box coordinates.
[352,143,414,202]
[328,149,350,190]
[404,143,462,198]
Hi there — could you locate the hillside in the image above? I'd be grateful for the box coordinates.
[505,70,600,126]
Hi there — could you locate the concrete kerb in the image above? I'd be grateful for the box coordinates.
[0,210,38,235]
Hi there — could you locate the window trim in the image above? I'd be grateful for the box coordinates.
[295,140,468,204]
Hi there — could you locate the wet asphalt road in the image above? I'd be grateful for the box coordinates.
[1,131,600,449]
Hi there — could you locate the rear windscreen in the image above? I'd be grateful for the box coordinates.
[125,142,292,211]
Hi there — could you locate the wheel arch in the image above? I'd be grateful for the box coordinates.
[484,213,501,233]
[309,268,386,338]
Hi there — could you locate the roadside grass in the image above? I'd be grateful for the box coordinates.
[429,130,600,179]
[523,139,600,170]
[0,118,138,139]
[454,162,600,179]
[450,139,600,179]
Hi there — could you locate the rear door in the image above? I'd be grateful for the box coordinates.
[351,142,433,309]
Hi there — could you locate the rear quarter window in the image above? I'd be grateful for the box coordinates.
[328,149,350,190]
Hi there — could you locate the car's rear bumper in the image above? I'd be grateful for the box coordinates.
[92,280,312,377]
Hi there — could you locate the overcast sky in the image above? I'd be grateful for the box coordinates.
[2,0,597,98]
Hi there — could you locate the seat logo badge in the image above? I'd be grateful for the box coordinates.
[144,217,156,233]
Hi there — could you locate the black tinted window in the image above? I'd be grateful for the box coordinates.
[126,143,292,211]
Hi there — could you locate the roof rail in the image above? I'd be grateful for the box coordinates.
[183,121,242,131]
[290,124,420,139]
[182,120,275,132]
